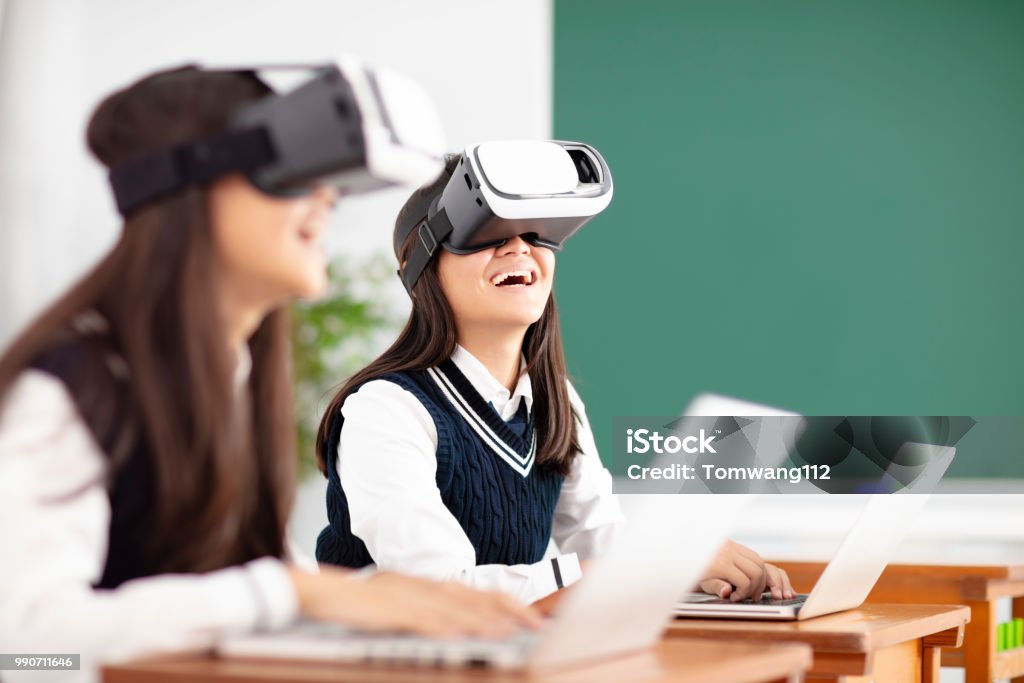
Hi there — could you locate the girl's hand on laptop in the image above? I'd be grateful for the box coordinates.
[698,540,795,602]
[289,565,543,637]
[763,563,795,600]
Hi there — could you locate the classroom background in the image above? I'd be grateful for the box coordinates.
[1,3,1022,679]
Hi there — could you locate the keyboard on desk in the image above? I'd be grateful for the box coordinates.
[674,592,810,620]
[697,594,808,607]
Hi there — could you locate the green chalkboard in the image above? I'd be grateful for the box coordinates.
[553,0,1024,478]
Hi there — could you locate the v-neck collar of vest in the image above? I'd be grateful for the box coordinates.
[427,359,536,475]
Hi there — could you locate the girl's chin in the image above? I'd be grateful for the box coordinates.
[291,272,328,300]
[303,280,329,300]
[491,312,547,328]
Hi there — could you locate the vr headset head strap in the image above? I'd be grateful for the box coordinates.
[397,202,455,294]
[394,155,460,293]
[109,126,275,215]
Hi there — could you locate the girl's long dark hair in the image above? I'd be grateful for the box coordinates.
[0,67,296,573]
[316,156,581,476]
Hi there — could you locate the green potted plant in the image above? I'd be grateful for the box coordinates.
[290,254,401,477]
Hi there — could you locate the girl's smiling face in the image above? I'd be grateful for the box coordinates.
[437,235,555,331]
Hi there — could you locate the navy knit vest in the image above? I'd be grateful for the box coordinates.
[27,319,162,589]
[316,360,565,569]
[26,314,278,588]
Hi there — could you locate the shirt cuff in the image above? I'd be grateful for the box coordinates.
[244,557,300,631]
[549,553,582,593]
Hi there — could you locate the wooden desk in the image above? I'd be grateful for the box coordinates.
[775,560,1024,683]
[666,603,969,682]
[102,638,812,683]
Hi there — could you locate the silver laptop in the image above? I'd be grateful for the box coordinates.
[674,481,947,621]
[218,494,748,670]
[217,394,792,671]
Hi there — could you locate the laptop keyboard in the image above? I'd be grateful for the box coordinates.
[695,593,808,607]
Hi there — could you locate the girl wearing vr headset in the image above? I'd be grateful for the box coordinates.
[0,68,538,675]
[315,154,795,608]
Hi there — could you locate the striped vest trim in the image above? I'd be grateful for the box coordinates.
[426,359,536,476]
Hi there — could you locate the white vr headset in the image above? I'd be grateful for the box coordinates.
[109,57,446,215]
[395,139,613,292]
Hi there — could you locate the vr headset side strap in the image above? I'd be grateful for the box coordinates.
[399,204,454,294]
[109,127,276,216]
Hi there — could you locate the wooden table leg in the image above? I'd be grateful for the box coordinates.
[1012,597,1024,683]
[870,639,921,683]
[964,599,996,683]
[922,645,941,683]
[805,640,923,683]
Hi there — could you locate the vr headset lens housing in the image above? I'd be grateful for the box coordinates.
[108,59,446,215]
[396,140,613,292]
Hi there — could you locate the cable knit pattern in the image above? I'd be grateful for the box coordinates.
[316,363,564,569]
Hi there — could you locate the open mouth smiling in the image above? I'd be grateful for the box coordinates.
[489,269,537,288]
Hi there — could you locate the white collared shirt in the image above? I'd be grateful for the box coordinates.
[337,345,624,604]
[0,346,299,683]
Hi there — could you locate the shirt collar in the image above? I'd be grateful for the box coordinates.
[450,344,533,419]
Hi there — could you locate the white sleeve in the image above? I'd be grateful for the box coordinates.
[339,380,581,604]
[550,380,625,560]
[0,371,299,682]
